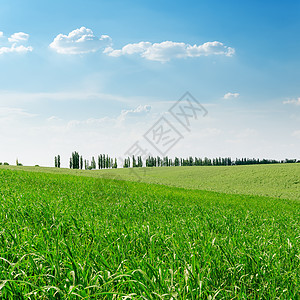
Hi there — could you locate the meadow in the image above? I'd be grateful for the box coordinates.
[2,163,300,200]
[0,166,299,299]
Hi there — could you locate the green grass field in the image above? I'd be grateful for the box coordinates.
[0,165,299,298]
[2,163,300,200]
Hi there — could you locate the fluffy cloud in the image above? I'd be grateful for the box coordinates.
[283,98,300,106]
[223,92,240,99]
[0,44,33,55]
[49,27,111,54]
[104,42,152,57]
[123,104,151,114]
[0,31,32,55]
[8,32,29,43]
[119,104,151,120]
[49,27,234,61]
[105,40,235,62]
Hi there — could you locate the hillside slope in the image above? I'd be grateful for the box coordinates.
[1,163,299,200]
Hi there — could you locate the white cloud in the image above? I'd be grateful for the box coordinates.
[119,104,151,120]
[8,32,29,43]
[283,98,300,106]
[49,27,111,54]
[49,27,234,61]
[106,40,235,62]
[104,42,152,57]
[0,31,32,55]
[0,44,33,55]
[122,104,151,115]
[223,92,240,99]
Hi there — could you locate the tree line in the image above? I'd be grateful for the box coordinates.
[145,156,298,167]
[57,152,118,170]
[119,156,299,168]
[54,153,299,169]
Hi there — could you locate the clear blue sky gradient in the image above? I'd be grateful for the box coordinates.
[0,0,299,166]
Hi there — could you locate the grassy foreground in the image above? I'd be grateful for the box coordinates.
[2,163,300,200]
[0,168,299,299]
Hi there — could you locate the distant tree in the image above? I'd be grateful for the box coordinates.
[132,155,137,168]
[91,156,96,169]
[123,157,131,168]
[16,159,22,166]
[98,155,101,169]
[55,156,58,168]
[157,156,161,167]
[80,156,83,169]
[164,156,169,167]
[69,157,73,169]
[123,158,128,168]
[228,157,232,165]
[70,151,80,169]
[102,154,106,169]
[137,156,143,167]
[113,158,117,168]
[58,155,61,168]
[106,155,109,169]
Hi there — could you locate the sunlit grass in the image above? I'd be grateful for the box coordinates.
[0,168,299,298]
[1,163,299,200]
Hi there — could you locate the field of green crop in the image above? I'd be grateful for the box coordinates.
[96,163,300,200]
[2,163,300,200]
[0,167,299,299]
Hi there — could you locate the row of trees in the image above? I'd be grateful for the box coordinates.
[98,154,118,169]
[145,156,233,167]
[54,155,61,168]
[129,156,298,168]
[144,156,233,167]
[123,155,143,168]
[235,158,298,165]
[55,153,299,169]
[66,152,118,170]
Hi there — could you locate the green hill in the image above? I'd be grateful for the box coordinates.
[2,163,299,200]
[0,168,299,298]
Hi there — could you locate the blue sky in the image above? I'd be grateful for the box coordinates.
[0,0,299,166]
